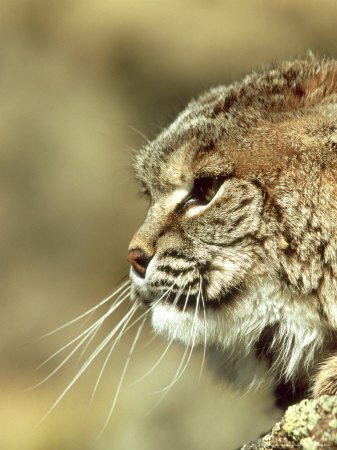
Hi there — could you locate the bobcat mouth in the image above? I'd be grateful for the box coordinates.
[138,285,241,311]
[130,261,241,310]
[167,287,240,310]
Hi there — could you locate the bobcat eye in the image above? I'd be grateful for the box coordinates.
[183,176,225,207]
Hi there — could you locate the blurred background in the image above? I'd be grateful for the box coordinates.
[2,1,337,449]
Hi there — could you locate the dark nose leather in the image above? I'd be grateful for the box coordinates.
[127,248,150,278]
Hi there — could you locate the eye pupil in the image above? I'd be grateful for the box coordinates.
[184,176,225,207]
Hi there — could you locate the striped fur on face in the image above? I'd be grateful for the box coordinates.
[130,175,265,308]
[128,56,337,400]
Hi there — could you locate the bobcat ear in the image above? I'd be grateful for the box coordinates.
[312,355,337,397]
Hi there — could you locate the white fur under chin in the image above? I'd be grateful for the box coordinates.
[151,281,326,389]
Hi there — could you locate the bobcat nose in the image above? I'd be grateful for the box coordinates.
[127,248,151,278]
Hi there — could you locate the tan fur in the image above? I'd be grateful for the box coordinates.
[128,56,337,402]
[313,355,337,397]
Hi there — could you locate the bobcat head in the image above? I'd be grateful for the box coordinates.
[40,57,337,433]
[127,56,337,398]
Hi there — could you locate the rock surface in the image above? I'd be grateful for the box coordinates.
[241,396,337,449]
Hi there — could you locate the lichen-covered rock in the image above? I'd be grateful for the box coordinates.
[241,396,337,449]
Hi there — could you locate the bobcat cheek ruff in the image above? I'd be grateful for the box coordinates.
[129,56,337,398]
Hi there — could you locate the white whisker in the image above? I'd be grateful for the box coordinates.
[129,282,190,386]
[35,290,130,372]
[198,279,207,382]
[126,124,151,144]
[38,281,130,339]
[139,334,157,350]
[147,343,190,415]
[75,322,102,367]
[90,303,140,402]
[160,284,200,392]
[38,301,137,424]
[75,287,131,365]
[152,288,194,398]
[30,321,103,391]
[96,316,147,439]
[118,276,182,337]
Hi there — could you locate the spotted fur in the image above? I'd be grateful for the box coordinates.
[128,56,337,404]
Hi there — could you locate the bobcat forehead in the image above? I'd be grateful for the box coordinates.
[135,142,196,196]
[135,57,337,192]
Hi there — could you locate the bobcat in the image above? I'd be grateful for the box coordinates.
[127,56,337,406]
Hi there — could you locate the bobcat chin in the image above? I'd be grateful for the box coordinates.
[127,56,337,406]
